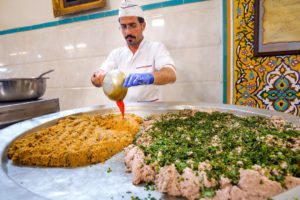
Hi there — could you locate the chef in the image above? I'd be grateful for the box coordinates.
[91,0,176,102]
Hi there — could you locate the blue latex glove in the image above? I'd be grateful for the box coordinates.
[123,73,154,87]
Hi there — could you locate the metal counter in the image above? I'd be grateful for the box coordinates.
[0,98,60,128]
[0,102,299,200]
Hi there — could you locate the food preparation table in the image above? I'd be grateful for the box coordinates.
[0,102,299,200]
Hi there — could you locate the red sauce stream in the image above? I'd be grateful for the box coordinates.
[116,100,125,119]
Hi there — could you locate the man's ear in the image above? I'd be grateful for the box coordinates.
[142,22,146,30]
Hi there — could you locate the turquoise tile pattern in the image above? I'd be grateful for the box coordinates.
[0,0,207,35]
[222,0,228,104]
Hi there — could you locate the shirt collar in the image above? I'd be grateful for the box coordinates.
[138,38,146,49]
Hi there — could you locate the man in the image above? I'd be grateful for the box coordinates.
[91,0,176,102]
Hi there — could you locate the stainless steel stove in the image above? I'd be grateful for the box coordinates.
[0,98,60,128]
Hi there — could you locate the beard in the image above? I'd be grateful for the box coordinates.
[125,35,138,46]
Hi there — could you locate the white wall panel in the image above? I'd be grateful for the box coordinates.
[0,0,223,110]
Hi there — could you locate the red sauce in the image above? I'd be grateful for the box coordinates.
[116,100,125,119]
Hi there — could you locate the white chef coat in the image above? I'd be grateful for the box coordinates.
[100,39,175,102]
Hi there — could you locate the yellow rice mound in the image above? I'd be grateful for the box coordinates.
[8,113,142,167]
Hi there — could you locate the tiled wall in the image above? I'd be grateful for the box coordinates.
[229,0,300,116]
[0,0,222,110]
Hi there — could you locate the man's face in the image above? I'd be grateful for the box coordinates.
[119,16,145,46]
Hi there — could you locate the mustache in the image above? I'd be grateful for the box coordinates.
[125,35,136,39]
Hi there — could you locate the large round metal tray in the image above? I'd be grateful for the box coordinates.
[0,102,299,200]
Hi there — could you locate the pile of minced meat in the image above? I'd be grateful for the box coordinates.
[124,109,300,200]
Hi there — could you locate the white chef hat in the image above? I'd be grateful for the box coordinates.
[119,0,144,18]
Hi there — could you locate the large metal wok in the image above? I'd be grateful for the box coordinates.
[0,103,299,200]
[0,70,54,102]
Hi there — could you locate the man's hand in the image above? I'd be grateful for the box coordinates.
[91,70,106,87]
[123,73,154,87]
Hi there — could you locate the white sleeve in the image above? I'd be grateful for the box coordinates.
[100,50,118,72]
[154,43,176,71]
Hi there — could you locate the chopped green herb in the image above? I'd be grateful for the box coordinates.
[131,196,141,200]
[137,110,300,193]
[130,195,157,200]
[144,182,156,191]
[201,187,216,198]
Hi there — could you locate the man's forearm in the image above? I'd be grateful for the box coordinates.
[152,66,176,85]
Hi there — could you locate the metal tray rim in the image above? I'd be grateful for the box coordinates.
[0,102,299,200]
